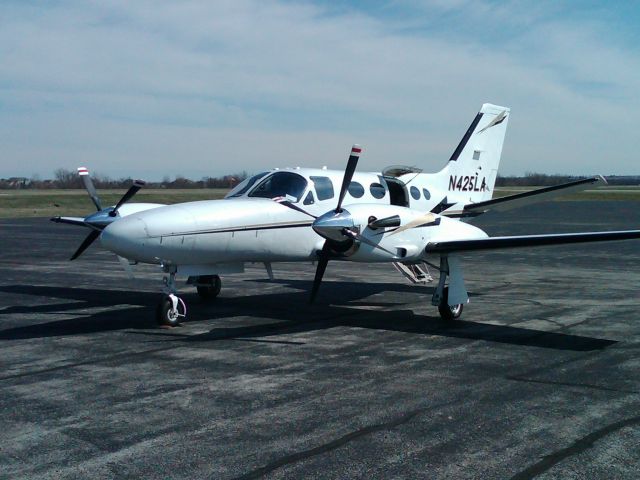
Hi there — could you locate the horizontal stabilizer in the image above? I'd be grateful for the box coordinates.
[449,176,606,216]
[426,229,640,254]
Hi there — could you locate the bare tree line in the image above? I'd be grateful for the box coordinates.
[1,169,638,189]
[0,168,249,189]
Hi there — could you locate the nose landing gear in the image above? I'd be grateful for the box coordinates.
[156,266,187,327]
[155,269,224,327]
[157,293,187,327]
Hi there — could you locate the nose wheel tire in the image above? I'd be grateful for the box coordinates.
[196,275,222,301]
[438,286,464,321]
[156,294,187,327]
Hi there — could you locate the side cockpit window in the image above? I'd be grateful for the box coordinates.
[248,171,308,202]
[225,172,268,198]
[310,176,334,201]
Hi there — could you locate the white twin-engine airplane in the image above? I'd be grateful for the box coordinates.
[53,103,640,326]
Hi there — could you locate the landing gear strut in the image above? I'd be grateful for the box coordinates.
[156,265,187,327]
[431,256,465,322]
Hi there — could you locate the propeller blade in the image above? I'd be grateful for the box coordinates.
[310,242,331,304]
[70,229,101,260]
[117,255,135,279]
[388,213,438,236]
[274,199,317,219]
[335,145,361,213]
[78,167,102,211]
[343,228,396,256]
[51,216,88,227]
[109,180,145,217]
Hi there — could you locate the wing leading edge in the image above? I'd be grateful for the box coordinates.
[426,230,640,254]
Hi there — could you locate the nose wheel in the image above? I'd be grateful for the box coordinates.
[156,266,187,327]
[156,294,187,327]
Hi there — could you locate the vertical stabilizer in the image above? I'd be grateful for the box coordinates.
[435,103,510,205]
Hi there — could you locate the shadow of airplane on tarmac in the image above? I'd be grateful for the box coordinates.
[0,282,616,352]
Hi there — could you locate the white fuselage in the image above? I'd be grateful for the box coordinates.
[100,167,487,275]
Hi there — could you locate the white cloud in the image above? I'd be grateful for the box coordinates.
[0,0,638,179]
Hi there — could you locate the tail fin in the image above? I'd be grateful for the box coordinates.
[436,103,510,204]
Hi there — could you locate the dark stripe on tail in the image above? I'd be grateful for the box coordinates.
[449,112,483,161]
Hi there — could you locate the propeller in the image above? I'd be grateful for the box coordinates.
[309,145,363,303]
[51,167,146,260]
[307,145,441,303]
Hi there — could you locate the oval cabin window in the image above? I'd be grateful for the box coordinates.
[369,182,386,199]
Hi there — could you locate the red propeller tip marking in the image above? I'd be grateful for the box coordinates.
[77,167,89,175]
[351,146,362,155]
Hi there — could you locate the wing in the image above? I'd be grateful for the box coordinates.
[426,229,640,254]
[444,176,606,218]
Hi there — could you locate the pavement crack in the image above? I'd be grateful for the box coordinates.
[509,415,640,480]
[505,375,639,394]
[233,402,445,480]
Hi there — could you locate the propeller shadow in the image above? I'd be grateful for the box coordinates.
[0,283,616,351]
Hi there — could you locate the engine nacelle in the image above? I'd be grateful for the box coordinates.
[335,203,487,263]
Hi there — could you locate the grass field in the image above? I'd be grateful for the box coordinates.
[0,186,639,218]
[0,189,229,218]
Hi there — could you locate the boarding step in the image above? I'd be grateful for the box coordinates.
[392,262,433,284]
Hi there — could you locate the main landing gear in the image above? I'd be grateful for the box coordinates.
[437,286,463,321]
[431,256,465,322]
[193,275,222,301]
[155,268,222,327]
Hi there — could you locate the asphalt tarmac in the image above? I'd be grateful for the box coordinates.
[1,201,639,479]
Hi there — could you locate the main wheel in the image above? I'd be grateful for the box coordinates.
[438,286,464,321]
[156,295,184,327]
[196,275,221,300]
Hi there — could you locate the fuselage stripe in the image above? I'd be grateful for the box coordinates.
[150,221,314,238]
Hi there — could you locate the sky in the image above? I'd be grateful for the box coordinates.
[1,0,639,180]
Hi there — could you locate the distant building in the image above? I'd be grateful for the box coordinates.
[4,177,32,188]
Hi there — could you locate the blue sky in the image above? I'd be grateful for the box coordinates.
[1,0,639,180]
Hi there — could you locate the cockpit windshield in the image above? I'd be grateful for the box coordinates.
[248,171,308,202]
[225,172,269,198]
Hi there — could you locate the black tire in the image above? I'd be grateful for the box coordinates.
[438,286,464,321]
[196,275,221,300]
[156,295,181,327]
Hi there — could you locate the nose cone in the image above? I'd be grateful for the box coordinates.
[312,209,354,243]
[101,215,148,259]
